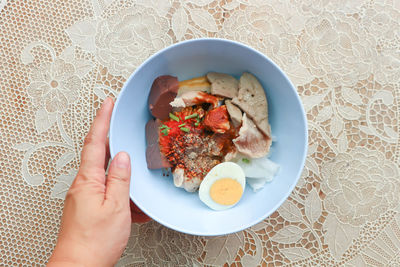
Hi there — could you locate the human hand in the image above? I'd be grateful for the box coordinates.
[48,98,150,267]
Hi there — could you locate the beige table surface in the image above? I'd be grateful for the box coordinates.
[1,0,400,266]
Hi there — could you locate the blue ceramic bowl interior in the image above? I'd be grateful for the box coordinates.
[110,38,307,236]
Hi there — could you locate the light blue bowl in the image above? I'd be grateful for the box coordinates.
[110,38,307,236]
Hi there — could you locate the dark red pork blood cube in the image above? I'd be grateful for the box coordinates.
[145,118,161,146]
[146,144,171,169]
[148,75,179,120]
[145,118,171,169]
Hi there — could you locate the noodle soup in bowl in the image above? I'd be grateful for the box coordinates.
[109,38,307,236]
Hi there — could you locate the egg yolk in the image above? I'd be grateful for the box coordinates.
[210,178,243,206]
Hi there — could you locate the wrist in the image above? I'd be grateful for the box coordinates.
[48,238,104,267]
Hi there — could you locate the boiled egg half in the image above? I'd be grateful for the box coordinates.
[199,162,246,210]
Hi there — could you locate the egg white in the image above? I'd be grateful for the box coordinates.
[199,162,246,210]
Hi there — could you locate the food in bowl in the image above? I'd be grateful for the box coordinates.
[145,71,279,209]
[110,38,307,234]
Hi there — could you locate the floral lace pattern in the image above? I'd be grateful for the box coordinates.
[321,147,400,226]
[94,5,172,77]
[0,0,399,266]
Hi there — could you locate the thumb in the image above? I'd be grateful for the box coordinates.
[105,151,131,204]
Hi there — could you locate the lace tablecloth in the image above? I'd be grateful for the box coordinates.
[1,0,399,266]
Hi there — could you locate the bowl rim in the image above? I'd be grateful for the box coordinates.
[110,38,308,236]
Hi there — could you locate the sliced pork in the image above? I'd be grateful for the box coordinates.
[170,91,219,109]
[225,100,242,128]
[232,72,271,137]
[233,114,271,158]
[207,72,239,98]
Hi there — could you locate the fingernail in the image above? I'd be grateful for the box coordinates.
[115,152,130,169]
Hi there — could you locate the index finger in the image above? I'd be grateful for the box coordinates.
[80,97,114,175]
